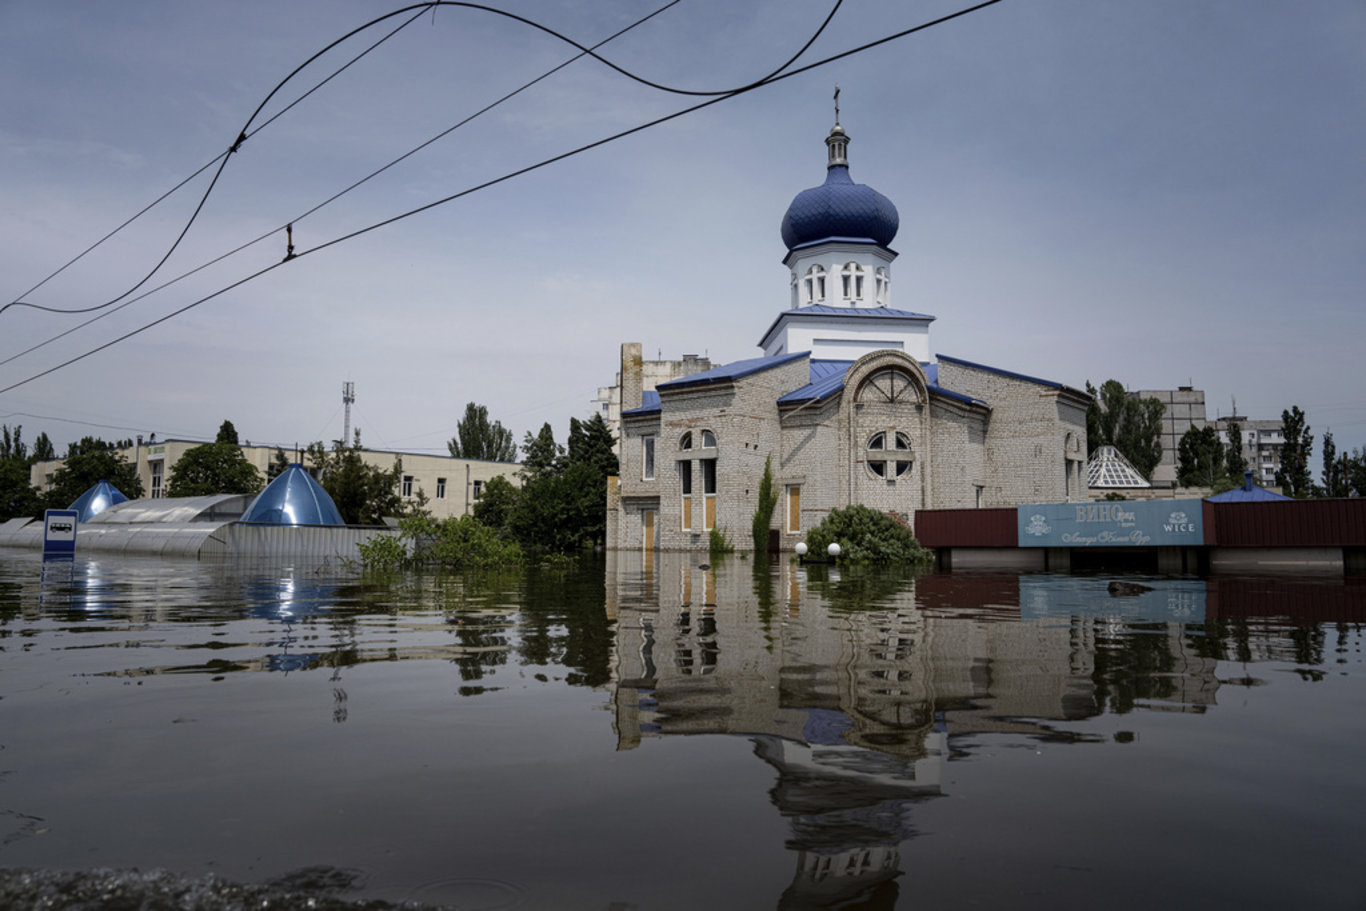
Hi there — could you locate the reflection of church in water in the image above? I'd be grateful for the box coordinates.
[605,552,1221,906]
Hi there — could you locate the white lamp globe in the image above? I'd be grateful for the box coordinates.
[795,542,808,557]
[827,542,841,558]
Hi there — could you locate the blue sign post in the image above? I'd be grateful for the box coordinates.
[1017,499,1204,548]
[43,508,79,559]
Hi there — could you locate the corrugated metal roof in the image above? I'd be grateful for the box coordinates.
[84,494,253,525]
[916,508,1018,548]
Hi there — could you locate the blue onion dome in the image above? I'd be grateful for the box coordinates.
[780,124,899,250]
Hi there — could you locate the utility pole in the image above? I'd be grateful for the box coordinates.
[342,381,355,447]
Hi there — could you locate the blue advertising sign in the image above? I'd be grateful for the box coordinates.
[43,509,79,557]
[1017,499,1204,548]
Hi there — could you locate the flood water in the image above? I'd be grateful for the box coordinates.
[1,548,1364,910]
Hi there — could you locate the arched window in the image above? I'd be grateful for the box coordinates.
[875,267,889,306]
[856,368,918,404]
[841,262,865,301]
[803,265,826,304]
[867,431,913,479]
[679,431,693,451]
[700,430,716,448]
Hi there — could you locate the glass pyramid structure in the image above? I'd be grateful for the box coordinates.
[1085,445,1152,489]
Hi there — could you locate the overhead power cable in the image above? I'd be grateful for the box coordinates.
[3,0,838,323]
[0,0,688,370]
[0,0,1004,398]
[0,7,429,319]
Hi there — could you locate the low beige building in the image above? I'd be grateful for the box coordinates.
[31,439,519,522]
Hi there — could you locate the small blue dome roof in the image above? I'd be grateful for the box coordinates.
[781,164,899,250]
[241,464,345,526]
[69,480,129,521]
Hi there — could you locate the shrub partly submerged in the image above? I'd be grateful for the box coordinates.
[358,514,522,570]
[804,505,934,565]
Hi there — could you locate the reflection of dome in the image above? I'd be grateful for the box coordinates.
[241,464,344,526]
[780,126,899,250]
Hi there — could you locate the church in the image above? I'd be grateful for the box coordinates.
[606,118,1089,553]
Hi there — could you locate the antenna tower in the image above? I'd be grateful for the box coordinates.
[342,381,356,446]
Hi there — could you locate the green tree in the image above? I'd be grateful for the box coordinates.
[267,447,291,480]
[1348,447,1366,498]
[305,437,402,525]
[472,474,520,531]
[1274,406,1313,497]
[166,443,263,497]
[1086,380,1165,479]
[1320,431,1346,498]
[1224,420,1248,478]
[566,413,619,478]
[508,461,606,553]
[448,402,517,462]
[752,454,778,555]
[43,436,144,509]
[1177,425,1227,488]
[0,425,41,520]
[1,424,28,461]
[215,420,240,445]
[0,458,41,521]
[31,432,55,462]
[520,423,563,481]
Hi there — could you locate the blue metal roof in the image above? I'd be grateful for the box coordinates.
[69,480,129,522]
[1206,472,1292,502]
[777,359,854,404]
[936,354,1068,390]
[780,304,935,320]
[775,359,987,408]
[757,305,937,352]
[240,464,345,526]
[657,351,809,391]
[781,164,899,250]
[622,389,661,417]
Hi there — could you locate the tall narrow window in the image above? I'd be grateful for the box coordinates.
[786,484,801,534]
[150,462,164,498]
[402,475,414,498]
[642,435,656,481]
[875,267,889,305]
[679,461,693,531]
[436,477,447,499]
[841,262,865,301]
[472,480,483,499]
[702,459,717,531]
[803,265,827,304]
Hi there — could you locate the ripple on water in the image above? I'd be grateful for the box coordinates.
[405,876,526,909]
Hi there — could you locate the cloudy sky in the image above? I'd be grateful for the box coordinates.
[1,0,1362,461]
